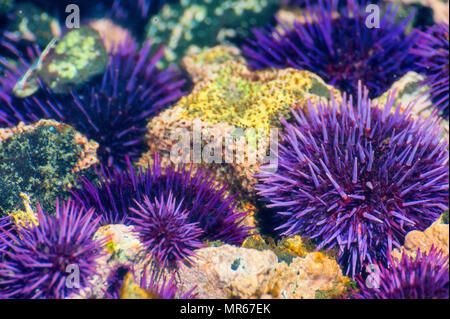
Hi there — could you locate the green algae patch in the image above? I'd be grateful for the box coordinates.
[146,0,280,66]
[442,210,449,224]
[38,26,107,94]
[315,278,356,299]
[243,235,315,265]
[0,0,13,15]
[0,121,96,216]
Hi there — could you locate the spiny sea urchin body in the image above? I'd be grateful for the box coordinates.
[0,200,106,299]
[352,248,449,299]
[62,39,185,170]
[411,23,449,119]
[0,37,185,170]
[243,0,419,98]
[70,156,250,246]
[256,85,449,277]
[129,193,204,267]
[0,216,12,259]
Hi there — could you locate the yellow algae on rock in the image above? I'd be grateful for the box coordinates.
[140,50,341,202]
[0,120,99,216]
[94,224,142,262]
[9,193,39,229]
[178,59,340,134]
[391,217,449,261]
[280,236,310,259]
[168,245,349,299]
[119,273,158,299]
[182,45,246,83]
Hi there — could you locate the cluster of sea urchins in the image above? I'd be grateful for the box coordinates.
[70,156,250,267]
[255,84,449,277]
[0,38,185,170]
[0,200,106,299]
[351,247,449,299]
[411,23,449,119]
[243,0,419,99]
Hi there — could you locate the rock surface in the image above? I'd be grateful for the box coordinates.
[391,216,449,260]
[174,245,349,299]
[76,225,349,299]
[74,224,143,299]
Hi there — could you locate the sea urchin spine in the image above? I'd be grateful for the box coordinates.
[256,84,449,277]
[411,23,449,119]
[129,193,204,267]
[243,0,419,98]
[70,156,250,245]
[0,200,106,299]
[352,247,449,299]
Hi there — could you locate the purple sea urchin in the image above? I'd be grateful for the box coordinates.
[411,23,449,119]
[0,200,106,299]
[243,0,419,98]
[129,193,204,267]
[351,247,449,299]
[70,156,249,246]
[63,39,185,169]
[0,38,185,170]
[0,216,12,259]
[256,84,449,277]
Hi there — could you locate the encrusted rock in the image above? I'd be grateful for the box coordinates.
[139,53,341,203]
[391,216,449,260]
[76,225,349,299]
[0,119,99,216]
[74,224,143,299]
[374,71,432,116]
[89,19,133,53]
[182,45,245,83]
[38,26,108,94]
[146,0,280,66]
[173,245,349,299]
